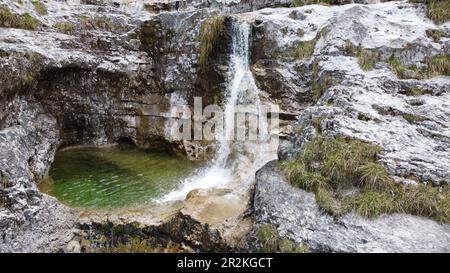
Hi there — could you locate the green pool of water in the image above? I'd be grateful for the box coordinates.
[39,146,198,209]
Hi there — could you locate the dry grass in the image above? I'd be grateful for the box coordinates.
[198,15,225,69]
[0,6,40,30]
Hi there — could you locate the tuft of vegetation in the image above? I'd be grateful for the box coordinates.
[0,6,40,30]
[343,39,356,55]
[257,224,309,253]
[310,62,338,102]
[410,0,450,24]
[402,113,427,124]
[278,238,309,253]
[0,49,10,58]
[31,0,47,15]
[427,54,450,76]
[403,88,425,96]
[198,15,225,69]
[282,136,450,223]
[292,38,317,59]
[54,21,76,34]
[257,224,278,253]
[293,0,334,6]
[426,0,450,24]
[357,113,371,121]
[426,29,449,42]
[357,162,393,191]
[357,49,379,71]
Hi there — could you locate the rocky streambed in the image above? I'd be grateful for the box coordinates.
[1,0,450,253]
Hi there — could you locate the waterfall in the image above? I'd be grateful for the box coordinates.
[160,19,277,202]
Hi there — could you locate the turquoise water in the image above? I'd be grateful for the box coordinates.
[39,146,198,209]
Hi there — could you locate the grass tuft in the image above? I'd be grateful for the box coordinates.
[292,39,316,59]
[257,224,278,253]
[0,6,40,30]
[198,15,225,69]
[283,135,450,223]
[426,29,448,42]
[402,113,427,124]
[54,21,76,34]
[357,49,378,71]
[31,0,47,16]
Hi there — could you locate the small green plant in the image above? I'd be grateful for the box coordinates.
[258,224,278,253]
[388,56,408,78]
[357,49,378,71]
[54,21,76,34]
[31,0,47,15]
[0,6,40,30]
[198,15,225,69]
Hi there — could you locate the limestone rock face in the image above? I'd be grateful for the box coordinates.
[1,0,449,252]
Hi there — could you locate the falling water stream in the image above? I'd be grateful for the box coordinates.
[160,19,278,202]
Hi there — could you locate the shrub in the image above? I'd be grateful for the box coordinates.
[198,15,225,69]
[0,6,40,30]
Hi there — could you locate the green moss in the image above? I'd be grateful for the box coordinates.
[402,113,427,124]
[31,0,47,15]
[292,39,316,59]
[54,21,76,34]
[257,224,278,253]
[198,15,225,69]
[357,49,379,71]
[426,29,449,42]
[0,6,40,30]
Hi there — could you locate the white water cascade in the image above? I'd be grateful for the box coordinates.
[160,19,278,203]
